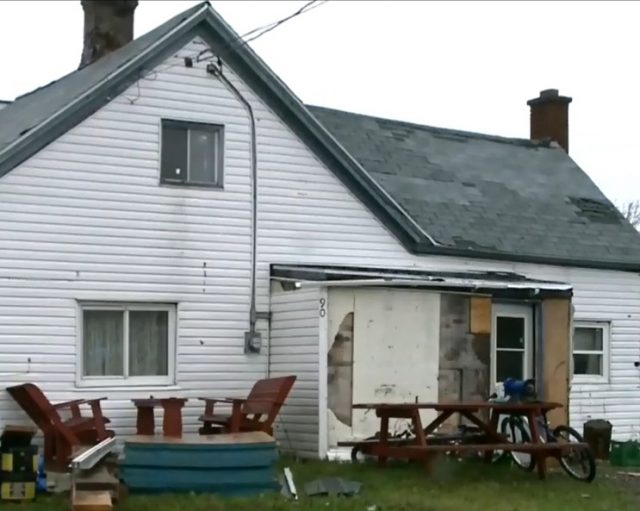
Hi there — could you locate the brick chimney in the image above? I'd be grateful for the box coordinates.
[527,89,573,153]
[79,0,138,69]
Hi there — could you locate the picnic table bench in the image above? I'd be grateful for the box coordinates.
[341,401,589,480]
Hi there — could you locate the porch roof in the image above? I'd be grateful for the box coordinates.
[270,264,573,299]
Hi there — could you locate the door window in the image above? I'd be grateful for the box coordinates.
[491,304,532,385]
[495,316,526,382]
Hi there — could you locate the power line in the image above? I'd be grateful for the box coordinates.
[206,0,328,57]
[136,1,329,89]
[242,0,327,46]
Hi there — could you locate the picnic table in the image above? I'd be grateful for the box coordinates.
[343,401,581,480]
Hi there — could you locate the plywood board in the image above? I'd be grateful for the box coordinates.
[352,289,440,439]
[469,297,491,334]
[72,490,112,511]
[542,298,571,425]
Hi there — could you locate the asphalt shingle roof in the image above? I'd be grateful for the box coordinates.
[1,1,639,270]
[309,106,640,267]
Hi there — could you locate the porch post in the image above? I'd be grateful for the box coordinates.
[541,298,572,426]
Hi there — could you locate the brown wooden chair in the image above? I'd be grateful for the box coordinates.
[6,383,114,469]
[198,375,296,435]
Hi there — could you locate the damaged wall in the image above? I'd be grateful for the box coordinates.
[327,289,356,447]
[327,312,354,426]
[438,294,491,429]
[327,288,440,446]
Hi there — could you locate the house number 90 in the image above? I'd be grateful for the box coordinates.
[319,298,326,317]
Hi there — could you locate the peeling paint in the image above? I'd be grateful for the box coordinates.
[328,312,354,427]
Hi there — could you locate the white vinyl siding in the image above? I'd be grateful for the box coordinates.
[0,36,638,447]
[269,285,320,458]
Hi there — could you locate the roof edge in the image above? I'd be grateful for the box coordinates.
[197,9,433,249]
[0,2,211,179]
[410,241,640,273]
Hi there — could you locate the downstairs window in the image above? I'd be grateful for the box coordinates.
[572,321,609,382]
[79,303,176,386]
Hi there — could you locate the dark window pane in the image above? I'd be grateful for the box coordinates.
[574,328,603,351]
[496,350,524,382]
[129,311,169,376]
[161,126,188,183]
[574,354,602,375]
[83,311,123,376]
[188,129,219,184]
[496,317,525,349]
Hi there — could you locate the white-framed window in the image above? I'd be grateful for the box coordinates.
[572,321,610,382]
[77,303,176,387]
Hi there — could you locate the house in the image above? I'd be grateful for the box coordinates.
[0,1,639,459]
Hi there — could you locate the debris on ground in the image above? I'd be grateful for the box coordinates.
[304,477,361,497]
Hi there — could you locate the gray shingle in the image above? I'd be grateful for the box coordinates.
[308,105,640,267]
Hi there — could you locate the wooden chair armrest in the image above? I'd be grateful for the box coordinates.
[84,397,108,404]
[53,399,86,409]
[199,397,245,418]
[198,397,246,404]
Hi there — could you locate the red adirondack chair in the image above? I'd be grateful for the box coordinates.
[198,375,296,435]
[6,383,114,469]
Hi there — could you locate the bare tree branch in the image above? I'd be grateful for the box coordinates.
[618,200,640,229]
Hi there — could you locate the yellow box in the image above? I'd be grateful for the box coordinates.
[0,481,35,500]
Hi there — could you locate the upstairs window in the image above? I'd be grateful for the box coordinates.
[572,321,609,381]
[160,120,224,187]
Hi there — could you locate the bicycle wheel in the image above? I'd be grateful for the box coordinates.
[501,416,535,471]
[553,425,596,482]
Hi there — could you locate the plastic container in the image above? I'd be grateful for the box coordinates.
[610,440,640,467]
[583,419,612,460]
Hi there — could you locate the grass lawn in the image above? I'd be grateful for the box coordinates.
[1,458,636,511]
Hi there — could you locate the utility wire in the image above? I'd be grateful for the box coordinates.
[205,0,328,57]
[132,1,329,93]
[242,0,327,45]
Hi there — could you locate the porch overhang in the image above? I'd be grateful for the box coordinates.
[270,264,573,300]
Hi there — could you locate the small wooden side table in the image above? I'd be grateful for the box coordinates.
[131,398,188,437]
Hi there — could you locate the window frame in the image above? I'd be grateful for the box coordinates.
[159,119,225,189]
[572,320,610,383]
[76,302,176,388]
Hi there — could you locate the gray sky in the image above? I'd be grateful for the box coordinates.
[0,1,638,205]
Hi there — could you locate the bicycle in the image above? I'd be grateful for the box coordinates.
[500,410,596,482]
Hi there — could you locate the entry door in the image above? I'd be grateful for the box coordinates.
[491,303,533,385]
